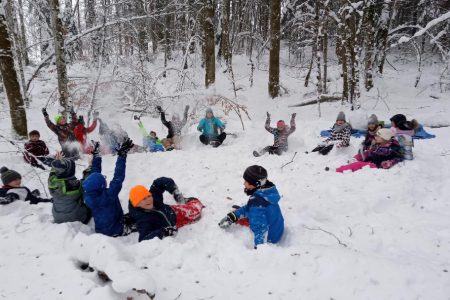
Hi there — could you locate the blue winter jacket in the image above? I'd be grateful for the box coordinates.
[82,156,125,237]
[197,117,225,138]
[234,182,284,247]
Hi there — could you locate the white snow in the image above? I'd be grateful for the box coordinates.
[1,52,450,299]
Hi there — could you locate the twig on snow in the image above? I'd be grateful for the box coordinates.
[303,225,348,247]
[281,152,297,169]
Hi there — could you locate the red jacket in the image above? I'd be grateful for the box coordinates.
[74,120,97,146]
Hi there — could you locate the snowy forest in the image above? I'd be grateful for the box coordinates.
[1,0,450,299]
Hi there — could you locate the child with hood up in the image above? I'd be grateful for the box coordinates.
[336,128,404,173]
[42,108,79,159]
[312,111,352,155]
[128,178,204,242]
[197,108,226,147]
[390,114,419,160]
[137,120,165,152]
[24,130,53,169]
[48,153,91,224]
[0,167,52,205]
[156,105,190,150]
[218,165,284,249]
[253,112,296,156]
[82,139,136,237]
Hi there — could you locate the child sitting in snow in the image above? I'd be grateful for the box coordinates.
[82,139,137,237]
[49,152,91,224]
[197,108,227,147]
[312,111,352,155]
[253,112,296,157]
[336,128,403,173]
[137,120,165,152]
[128,178,204,242]
[390,114,419,160]
[361,114,382,151]
[218,165,284,249]
[24,130,53,169]
[0,166,52,205]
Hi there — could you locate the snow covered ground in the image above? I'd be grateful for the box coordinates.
[1,53,450,299]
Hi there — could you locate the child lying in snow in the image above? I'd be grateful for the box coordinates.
[336,128,404,173]
[218,165,284,248]
[253,112,296,157]
[137,121,165,152]
[0,166,52,205]
[82,139,137,237]
[128,178,204,242]
[312,111,351,155]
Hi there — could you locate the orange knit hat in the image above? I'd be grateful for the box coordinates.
[129,185,151,207]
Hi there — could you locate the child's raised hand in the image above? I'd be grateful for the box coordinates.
[291,113,297,119]
[266,112,270,119]
[55,151,65,160]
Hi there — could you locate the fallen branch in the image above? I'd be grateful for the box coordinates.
[303,225,348,247]
[281,152,297,169]
[289,94,342,108]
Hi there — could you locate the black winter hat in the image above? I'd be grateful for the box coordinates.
[243,165,268,188]
[29,130,40,137]
[1,166,22,185]
[51,159,76,179]
[390,114,407,126]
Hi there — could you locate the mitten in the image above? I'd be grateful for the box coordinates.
[116,138,134,157]
[162,226,178,237]
[93,111,100,119]
[291,113,297,119]
[91,140,100,156]
[218,212,238,228]
[156,106,163,113]
[266,112,270,119]
[42,108,49,118]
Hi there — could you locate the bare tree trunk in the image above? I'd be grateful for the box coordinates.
[322,7,328,94]
[49,0,70,110]
[86,0,99,61]
[314,0,323,95]
[17,0,30,66]
[220,0,231,67]
[0,12,28,137]
[203,0,215,87]
[268,0,280,98]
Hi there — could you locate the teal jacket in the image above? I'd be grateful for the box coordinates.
[197,117,225,138]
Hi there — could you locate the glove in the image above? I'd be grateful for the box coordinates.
[42,108,48,118]
[31,189,41,197]
[173,188,185,203]
[185,105,190,111]
[93,111,100,118]
[162,226,178,237]
[156,106,163,113]
[218,212,238,229]
[91,140,100,156]
[291,113,296,119]
[116,138,134,157]
[133,115,140,120]
[266,112,270,119]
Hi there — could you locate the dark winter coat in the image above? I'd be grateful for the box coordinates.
[161,110,188,138]
[44,112,77,145]
[128,177,178,242]
[0,186,52,205]
[324,123,352,147]
[265,117,296,151]
[234,181,284,247]
[82,156,126,237]
[49,173,91,224]
[363,139,404,168]
[24,140,50,166]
